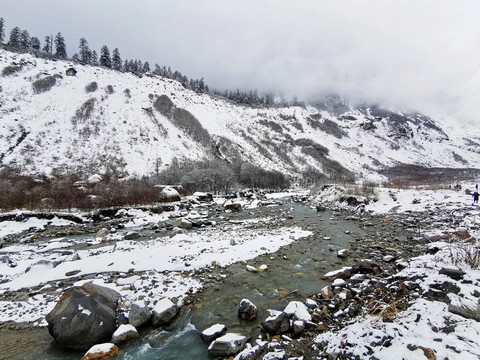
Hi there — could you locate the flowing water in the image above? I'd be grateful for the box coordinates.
[1,200,367,360]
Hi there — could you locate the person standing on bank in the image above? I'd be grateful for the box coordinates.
[473,190,479,205]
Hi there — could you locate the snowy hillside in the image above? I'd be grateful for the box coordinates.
[1,49,480,182]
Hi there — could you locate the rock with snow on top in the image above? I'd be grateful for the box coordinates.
[332,278,347,288]
[238,299,258,320]
[258,264,268,271]
[284,301,312,321]
[159,187,180,202]
[208,333,250,357]
[305,298,317,309]
[151,298,178,326]
[322,267,352,280]
[111,324,139,345]
[124,231,141,240]
[263,349,286,359]
[128,301,151,328]
[201,323,227,343]
[293,320,305,335]
[81,343,119,360]
[261,309,290,335]
[320,286,332,299]
[46,283,121,351]
[383,255,395,262]
[246,265,258,273]
[337,249,348,258]
[87,174,102,184]
[95,228,109,239]
[177,218,192,230]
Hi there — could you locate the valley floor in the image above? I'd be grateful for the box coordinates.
[0,185,479,359]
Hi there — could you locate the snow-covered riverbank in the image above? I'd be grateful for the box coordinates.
[1,186,480,359]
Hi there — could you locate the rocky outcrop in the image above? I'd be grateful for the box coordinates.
[46,283,121,350]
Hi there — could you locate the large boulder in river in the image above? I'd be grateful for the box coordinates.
[46,283,121,351]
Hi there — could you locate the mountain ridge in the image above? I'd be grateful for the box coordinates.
[1,49,480,184]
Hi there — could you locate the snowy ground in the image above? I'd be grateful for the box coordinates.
[1,187,480,359]
[0,196,310,326]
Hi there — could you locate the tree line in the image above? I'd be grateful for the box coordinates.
[0,16,306,108]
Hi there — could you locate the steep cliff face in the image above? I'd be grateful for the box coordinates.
[1,49,480,182]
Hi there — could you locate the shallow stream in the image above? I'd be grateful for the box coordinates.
[2,200,367,360]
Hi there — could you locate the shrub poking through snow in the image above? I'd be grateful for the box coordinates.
[32,75,58,94]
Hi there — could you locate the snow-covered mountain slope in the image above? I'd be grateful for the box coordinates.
[1,49,480,182]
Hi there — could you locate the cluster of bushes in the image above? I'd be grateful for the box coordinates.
[158,158,291,195]
[32,75,59,94]
[0,167,158,211]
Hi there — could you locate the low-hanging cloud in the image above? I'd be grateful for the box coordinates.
[3,0,480,125]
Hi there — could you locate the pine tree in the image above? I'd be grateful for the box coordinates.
[112,48,122,71]
[0,18,5,44]
[9,26,21,48]
[20,30,30,50]
[142,61,150,73]
[43,35,53,54]
[91,50,99,66]
[78,38,91,64]
[123,59,129,72]
[31,36,40,51]
[54,32,67,59]
[99,45,111,68]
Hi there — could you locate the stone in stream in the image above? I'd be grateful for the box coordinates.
[124,231,141,240]
[128,301,151,328]
[238,299,258,320]
[81,343,119,360]
[208,333,250,357]
[111,324,139,345]
[246,265,258,273]
[261,309,290,335]
[177,218,193,230]
[201,323,227,343]
[151,298,178,326]
[337,249,348,258]
[46,283,122,351]
[95,228,109,239]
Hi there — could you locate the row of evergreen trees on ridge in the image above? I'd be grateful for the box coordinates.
[0,17,305,108]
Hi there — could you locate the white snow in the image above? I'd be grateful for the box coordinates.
[83,342,116,355]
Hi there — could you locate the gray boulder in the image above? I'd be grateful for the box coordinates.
[201,323,227,343]
[261,309,290,335]
[45,282,121,350]
[111,324,140,345]
[151,298,178,326]
[208,333,249,357]
[128,301,151,328]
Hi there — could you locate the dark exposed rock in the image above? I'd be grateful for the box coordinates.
[439,267,465,280]
[46,283,121,350]
[238,299,258,320]
[261,310,290,335]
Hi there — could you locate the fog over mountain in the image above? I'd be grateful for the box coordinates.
[3,1,480,126]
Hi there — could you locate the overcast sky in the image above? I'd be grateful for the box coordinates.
[2,0,480,125]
